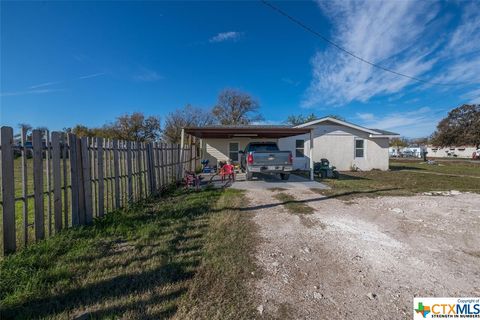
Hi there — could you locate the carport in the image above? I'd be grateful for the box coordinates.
[181,125,315,180]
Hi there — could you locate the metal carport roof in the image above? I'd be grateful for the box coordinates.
[183,125,311,139]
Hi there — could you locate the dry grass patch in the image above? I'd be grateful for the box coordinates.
[272,193,319,228]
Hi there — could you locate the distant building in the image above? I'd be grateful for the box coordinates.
[389,146,424,158]
[426,145,478,158]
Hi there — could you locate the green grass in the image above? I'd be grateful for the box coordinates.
[308,160,480,200]
[390,159,480,177]
[2,157,160,252]
[0,188,258,319]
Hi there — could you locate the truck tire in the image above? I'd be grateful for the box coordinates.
[246,172,253,181]
[280,173,290,180]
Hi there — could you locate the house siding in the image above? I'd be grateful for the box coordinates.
[278,124,389,171]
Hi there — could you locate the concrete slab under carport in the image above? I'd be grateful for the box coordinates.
[231,173,329,190]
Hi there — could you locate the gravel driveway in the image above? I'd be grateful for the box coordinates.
[246,187,480,319]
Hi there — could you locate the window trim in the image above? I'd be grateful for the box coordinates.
[295,139,305,158]
[354,138,365,158]
[228,141,240,162]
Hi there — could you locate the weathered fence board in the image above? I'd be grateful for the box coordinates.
[69,134,80,227]
[81,137,93,224]
[33,130,45,241]
[113,140,120,209]
[51,132,63,232]
[1,127,16,254]
[45,130,52,236]
[62,133,69,227]
[126,141,133,202]
[21,127,28,246]
[97,137,105,217]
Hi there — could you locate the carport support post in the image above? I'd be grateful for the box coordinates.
[309,129,314,181]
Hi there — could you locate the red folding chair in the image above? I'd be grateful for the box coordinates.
[220,164,235,182]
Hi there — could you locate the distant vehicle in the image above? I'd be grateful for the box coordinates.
[240,142,293,181]
[473,149,480,160]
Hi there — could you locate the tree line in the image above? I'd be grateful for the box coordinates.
[17,87,478,148]
[17,88,343,144]
[390,104,480,149]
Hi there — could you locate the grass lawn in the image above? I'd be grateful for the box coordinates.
[0,188,258,319]
[391,159,480,177]
[309,160,480,200]
[2,157,154,252]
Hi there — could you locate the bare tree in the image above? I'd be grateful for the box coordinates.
[284,113,317,126]
[69,112,161,142]
[108,112,162,142]
[212,89,263,125]
[163,105,215,143]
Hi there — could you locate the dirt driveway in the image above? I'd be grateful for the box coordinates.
[246,187,480,319]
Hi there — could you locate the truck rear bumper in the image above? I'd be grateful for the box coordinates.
[248,165,293,173]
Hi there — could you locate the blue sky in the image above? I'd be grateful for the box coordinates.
[1,1,479,138]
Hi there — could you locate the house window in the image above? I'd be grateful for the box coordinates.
[229,142,239,162]
[355,139,364,158]
[295,140,305,157]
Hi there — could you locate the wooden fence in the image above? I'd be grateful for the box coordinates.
[0,126,198,255]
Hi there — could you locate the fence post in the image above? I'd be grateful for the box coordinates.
[113,140,120,208]
[51,132,63,232]
[1,126,16,254]
[33,130,45,241]
[96,137,104,217]
[177,144,181,182]
[68,134,80,226]
[81,137,93,224]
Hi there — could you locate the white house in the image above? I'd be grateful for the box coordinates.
[183,117,399,179]
[278,118,399,171]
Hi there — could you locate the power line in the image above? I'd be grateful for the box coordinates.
[261,0,463,87]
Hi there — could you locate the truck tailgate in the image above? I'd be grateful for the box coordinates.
[251,151,291,166]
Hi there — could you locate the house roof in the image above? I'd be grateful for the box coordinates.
[369,128,399,136]
[183,125,311,139]
[295,117,399,137]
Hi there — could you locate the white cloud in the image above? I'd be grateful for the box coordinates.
[357,107,442,137]
[29,81,61,89]
[356,112,375,121]
[78,72,105,80]
[209,31,243,43]
[303,1,480,107]
[462,88,480,104]
[281,77,300,87]
[133,68,163,82]
[0,89,63,97]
